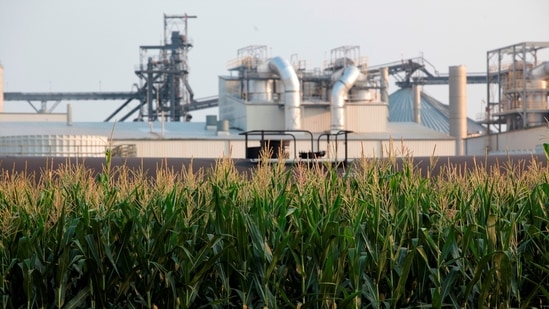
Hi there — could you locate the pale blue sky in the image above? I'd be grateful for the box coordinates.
[1,0,548,121]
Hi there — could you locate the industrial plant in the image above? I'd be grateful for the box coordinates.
[1,14,549,160]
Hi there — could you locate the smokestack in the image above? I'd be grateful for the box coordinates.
[449,65,467,156]
[412,84,421,124]
[380,67,389,104]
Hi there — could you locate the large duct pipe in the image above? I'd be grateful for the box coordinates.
[331,65,361,132]
[449,65,467,156]
[380,67,389,104]
[529,61,549,81]
[412,84,421,124]
[268,57,301,130]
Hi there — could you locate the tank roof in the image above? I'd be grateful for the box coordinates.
[389,88,486,135]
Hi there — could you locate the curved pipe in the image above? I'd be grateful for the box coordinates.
[331,66,360,132]
[529,61,549,81]
[268,57,301,130]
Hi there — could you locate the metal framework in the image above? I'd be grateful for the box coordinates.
[3,13,201,123]
[133,13,197,122]
[483,42,549,133]
[3,91,138,114]
[367,57,489,88]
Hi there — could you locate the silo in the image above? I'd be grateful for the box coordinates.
[0,64,4,113]
[449,65,467,156]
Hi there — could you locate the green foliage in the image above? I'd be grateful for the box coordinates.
[0,152,549,308]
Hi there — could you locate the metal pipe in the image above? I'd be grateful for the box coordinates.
[529,61,549,81]
[331,66,360,132]
[268,57,301,130]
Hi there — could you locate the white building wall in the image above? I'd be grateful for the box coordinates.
[115,137,454,159]
[219,96,247,131]
[465,135,493,156]
[466,126,549,155]
[246,104,285,131]
[346,103,388,133]
[125,139,247,158]
[302,106,330,132]
[0,113,68,122]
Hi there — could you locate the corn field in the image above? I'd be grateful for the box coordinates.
[1,150,549,308]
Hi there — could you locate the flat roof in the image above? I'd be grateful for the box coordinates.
[0,120,452,141]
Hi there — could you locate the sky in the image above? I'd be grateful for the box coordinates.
[1,0,548,122]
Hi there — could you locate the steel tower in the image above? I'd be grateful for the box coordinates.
[135,13,197,122]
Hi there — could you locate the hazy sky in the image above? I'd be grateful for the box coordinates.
[1,0,548,122]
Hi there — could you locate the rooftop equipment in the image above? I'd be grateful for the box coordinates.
[483,42,549,133]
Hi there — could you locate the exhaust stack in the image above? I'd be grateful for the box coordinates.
[268,57,301,130]
[331,65,361,132]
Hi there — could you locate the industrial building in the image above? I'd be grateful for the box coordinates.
[1,14,548,160]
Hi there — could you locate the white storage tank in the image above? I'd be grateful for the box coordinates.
[0,135,108,157]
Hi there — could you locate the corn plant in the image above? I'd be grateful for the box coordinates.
[1,148,549,308]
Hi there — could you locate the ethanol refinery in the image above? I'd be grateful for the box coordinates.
[1,14,549,160]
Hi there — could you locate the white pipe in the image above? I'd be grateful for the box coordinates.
[529,61,549,81]
[331,65,360,132]
[449,65,467,156]
[268,57,301,130]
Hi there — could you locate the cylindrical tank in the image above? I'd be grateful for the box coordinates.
[248,80,273,102]
[529,61,549,81]
[449,65,467,156]
[217,119,229,131]
[0,135,108,157]
[0,64,4,113]
[349,73,370,102]
[524,80,547,126]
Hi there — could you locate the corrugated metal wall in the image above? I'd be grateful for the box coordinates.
[120,138,454,159]
[346,104,388,133]
[466,126,547,155]
[303,107,330,132]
